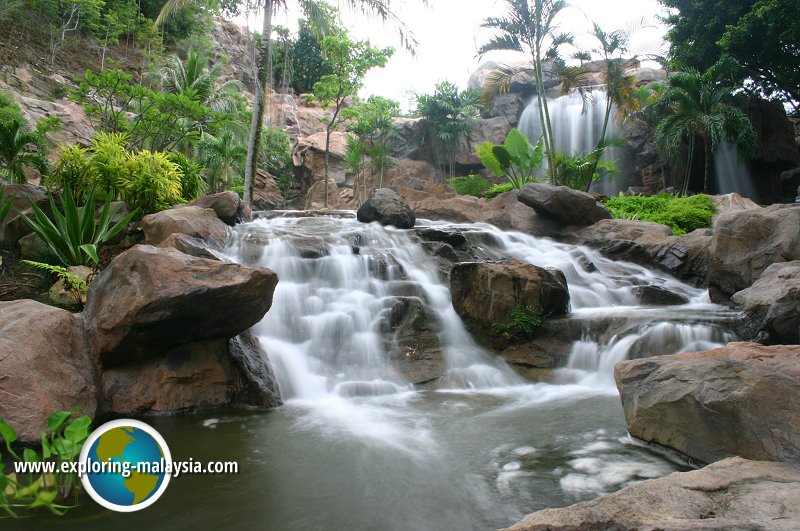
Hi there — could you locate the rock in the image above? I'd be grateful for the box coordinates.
[384,158,441,192]
[731,261,800,344]
[573,219,674,246]
[48,265,92,308]
[83,245,278,368]
[185,191,250,226]
[158,233,226,260]
[210,20,259,91]
[0,300,96,444]
[615,342,800,465]
[504,457,800,531]
[382,297,445,387]
[456,116,513,166]
[709,204,800,302]
[450,260,569,348]
[482,191,553,234]
[632,285,690,306]
[252,168,289,210]
[517,184,611,226]
[101,331,280,414]
[357,188,415,229]
[293,131,349,185]
[652,229,712,287]
[408,195,487,223]
[141,206,230,250]
[711,193,761,223]
[304,178,342,210]
[18,232,48,260]
[488,93,525,124]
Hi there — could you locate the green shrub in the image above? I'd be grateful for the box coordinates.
[19,185,136,267]
[89,132,129,199]
[491,304,543,339]
[167,151,207,201]
[121,150,183,215]
[1,411,91,517]
[47,145,96,200]
[604,193,717,236]
[483,182,515,199]
[447,175,490,197]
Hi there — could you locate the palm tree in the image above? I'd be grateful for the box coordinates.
[648,64,758,195]
[197,131,248,193]
[478,0,572,181]
[158,0,425,204]
[0,116,49,184]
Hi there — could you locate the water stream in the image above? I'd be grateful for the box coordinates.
[27,215,739,530]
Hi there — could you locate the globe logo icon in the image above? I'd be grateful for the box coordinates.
[79,419,172,512]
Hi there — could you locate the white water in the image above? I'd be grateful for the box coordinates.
[220,216,738,522]
[714,142,757,199]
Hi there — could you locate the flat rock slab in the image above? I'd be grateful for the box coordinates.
[615,342,800,465]
[504,457,800,531]
[517,184,611,226]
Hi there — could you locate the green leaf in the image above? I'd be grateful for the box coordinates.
[79,244,99,265]
[491,145,512,169]
[503,128,533,162]
[64,416,91,444]
[22,448,38,463]
[0,418,17,445]
[476,142,505,177]
[46,412,72,433]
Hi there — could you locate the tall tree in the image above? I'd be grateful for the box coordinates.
[158,0,425,204]
[312,34,393,207]
[648,63,758,194]
[478,0,573,181]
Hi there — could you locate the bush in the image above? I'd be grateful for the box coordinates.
[604,193,717,236]
[483,182,515,200]
[447,175,490,197]
[121,150,183,215]
[167,151,207,201]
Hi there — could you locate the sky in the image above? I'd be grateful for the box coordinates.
[241,0,671,109]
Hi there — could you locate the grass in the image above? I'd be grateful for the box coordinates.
[603,193,717,236]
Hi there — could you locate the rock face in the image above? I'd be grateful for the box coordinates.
[141,206,230,250]
[83,245,278,368]
[0,300,96,444]
[304,178,343,210]
[408,194,486,223]
[450,260,569,347]
[504,457,800,531]
[185,191,250,226]
[357,188,415,229]
[615,342,800,465]
[253,168,289,211]
[709,204,800,302]
[517,184,611,226]
[294,131,349,185]
[0,183,51,247]
[382,297,444,387]
[731,261,800,344]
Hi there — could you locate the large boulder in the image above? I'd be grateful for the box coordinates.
[482,191,561,235]
[517,184,611,226]
[731,261,800,344]
[615,342,800,465]
[408,195,486,223]
[101,331,280,414]
[450,260,569,347]
[184,191,250,226]
[652,229,713,287]
[504,457,800,531]
[357,188,415,229]
[709,204,800,302]
[252,168,289,211]
[0,300,96,444]
[382,297,445,387]
[83,245,278,368]
[141,206,229,251]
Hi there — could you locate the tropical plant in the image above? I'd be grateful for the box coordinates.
[1,411,91,517]
[447,175,491,197]
[46,145,96,200]
[88,132,129,199]
[415,81,481,180]
[21,261,89,306]
[19,185,136,267]
[552,144,620,191]
[121,150,184,214]
[167,151,207,201]
[647,62,758,194]
[604,192,717,236]
[0,186,14,225]
[479,0,573,180]
[343,95,399,192]
[484,182,515,199]
[197,131,247,193]
[311,33,393,207]
[491,304,543,339]
[477,128,545,189]
[0,116,50,184]
[260,127,293,179]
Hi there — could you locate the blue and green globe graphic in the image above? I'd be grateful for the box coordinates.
[80,420,172,511]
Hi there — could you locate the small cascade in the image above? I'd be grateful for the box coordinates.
[714,142,757,199]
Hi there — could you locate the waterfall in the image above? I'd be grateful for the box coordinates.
[714,142,757,199]
[225,217,737,401]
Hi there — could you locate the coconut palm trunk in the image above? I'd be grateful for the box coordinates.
[243,0,274,204]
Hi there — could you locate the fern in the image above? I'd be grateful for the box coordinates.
[21,260,89,306]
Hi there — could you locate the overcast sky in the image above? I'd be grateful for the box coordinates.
[242,0,670,109]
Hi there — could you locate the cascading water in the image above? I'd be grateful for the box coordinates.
[54,216,739,531]
[714,142,757,199]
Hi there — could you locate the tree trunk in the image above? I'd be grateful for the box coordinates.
[324,123,332,208]
[243,0,274,204]
[531,47,555,183]
[703,133,712,194]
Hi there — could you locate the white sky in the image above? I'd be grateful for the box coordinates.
[241,0,670,109]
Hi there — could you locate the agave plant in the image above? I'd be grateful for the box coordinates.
[19,185,137,267]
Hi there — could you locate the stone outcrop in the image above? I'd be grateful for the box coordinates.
[141,206,230,251]
[294,131,349,185]
[615,342,800,465]
[253,168,289,211]
[357,188,415,229]
[0,300,96,444]
[517,184,611,226]
[450,260,569,347]
[505,457,800,531]
[408,195,486,223]
[382,297,444,387]
[731,261,800,344]
[83,245,278,368]
[304,178,343,210]
[184,191,250,226]
[0,183,51,247]
[709,204,800,302]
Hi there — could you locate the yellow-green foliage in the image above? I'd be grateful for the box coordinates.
[604,193,717,236]
[121,150,183,215]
